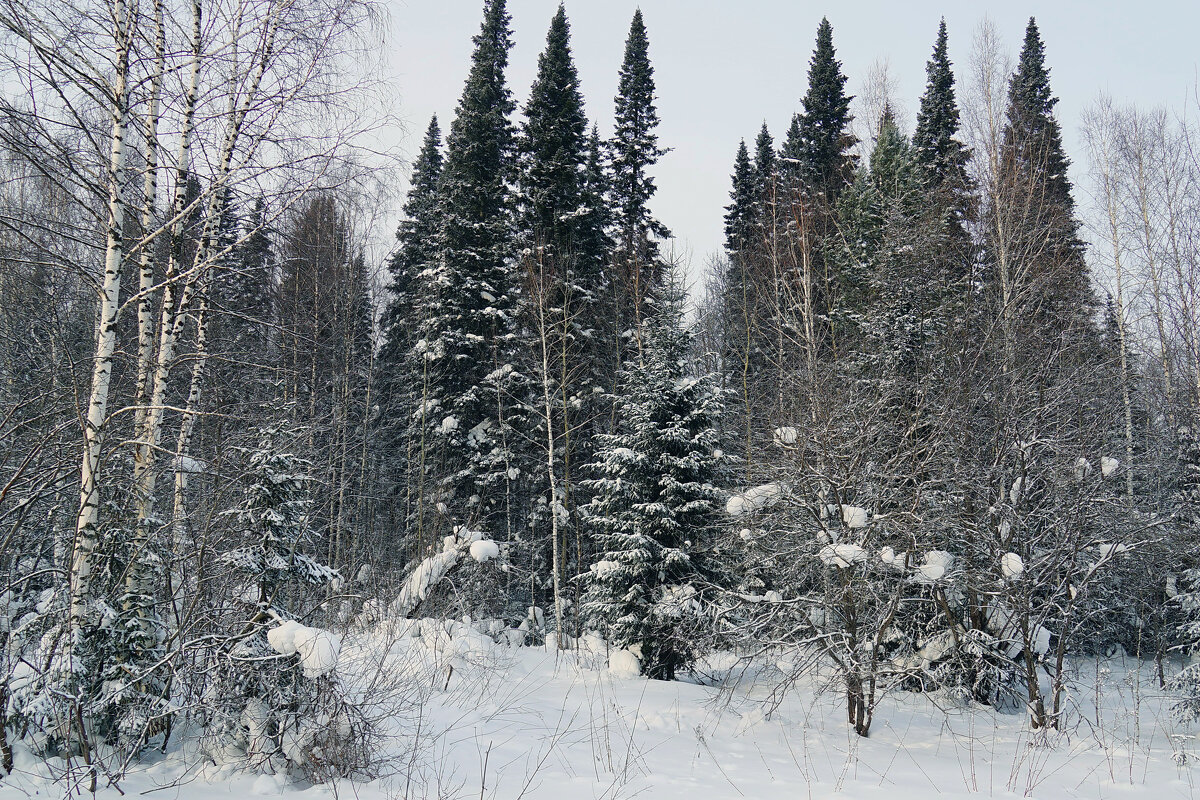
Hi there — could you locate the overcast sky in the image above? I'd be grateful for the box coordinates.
[384,0,1200,289]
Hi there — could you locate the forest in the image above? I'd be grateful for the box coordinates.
[3,0,1200,795]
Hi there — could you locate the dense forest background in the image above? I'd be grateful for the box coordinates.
[3,0,1200,785]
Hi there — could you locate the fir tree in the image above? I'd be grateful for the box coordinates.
[794,17,857,201]
[723,140,756,258]
[517,5,607,605]
[580,275,729,680]
[377,116,443,541]
[417,0,526,536]
[518,5,589,265]
[1000,18,1096,338]
[752,122,775,200]
[909,19,976,330]
[609,9,670,350]
[379,116,442,396]
[913,20,970,192]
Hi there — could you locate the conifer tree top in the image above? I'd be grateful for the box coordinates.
[519,3,588,246]
[913,19,969,187]
[1005,17,1075,210]
[724,139,754,255]
[796,17,856,197]
[441,0,515,214]
[753,122,774,185]
[405,116,442,221]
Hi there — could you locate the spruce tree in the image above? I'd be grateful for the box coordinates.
[417,0,525,537]
[913,20,970,192]
[1000,18,1096,338]
[517,4,607,604]
[377,116,443,543]
[912,19,973,246]
[723,140,756,258]
[609,9,670,351]
[794,17,857,201]
[580,275,729,680]
[752,122,775,199]
[518,5,589,265]
[379,116,442,394]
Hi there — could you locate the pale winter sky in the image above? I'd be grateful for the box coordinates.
[383,0,1200,290]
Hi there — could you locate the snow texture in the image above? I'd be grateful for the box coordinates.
[915,550,953,582]
[608,649,642,678]
[1102,456,1120,477]
[469,539,500,563]
[266,620,341,678]
[1001,552,1025,580]
[773,426,798,446]
[725,483,783,516]
[839,504,869,528]
[818,543,868,568]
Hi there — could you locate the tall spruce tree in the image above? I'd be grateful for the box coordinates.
[913,20,970,191]
[912,19,972,245]
[1000,18,1096,338]
[794,17,857,201]
[517,4,608,609]
[377,115,443,547]
[723,140,755,258]
[609,9,670,353]
[417,0,525,539]
[580,275,728,680]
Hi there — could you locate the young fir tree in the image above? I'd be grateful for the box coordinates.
[377,116,442,547]
[609,9,671,354]
[792,17,857,202]
[206,427,349,771]
[580,276,729,680]
[417,0,526,536]
[1000,18,1096,340]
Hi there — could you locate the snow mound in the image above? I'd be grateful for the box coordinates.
[390,526,484,617]
[1101,456,1120,477]
[773,426,798,446]
[819,543,867,568]
[469,539,500,563]
[726,483,783,516]
[1001,552,1024,580]
[267,619,341,678]
[880,546,907,570]
[915,550,953,582]
[1074,457,1092,481]
[608,649,642,679]
[840,504,869,528]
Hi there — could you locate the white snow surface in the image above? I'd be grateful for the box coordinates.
[914,550,953,582]
[608,648,642,679]
[726,482,783,516]
[839,504,869,528]
[6,618,1200,799]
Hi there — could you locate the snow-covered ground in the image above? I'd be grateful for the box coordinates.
[4,621,1200,799]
